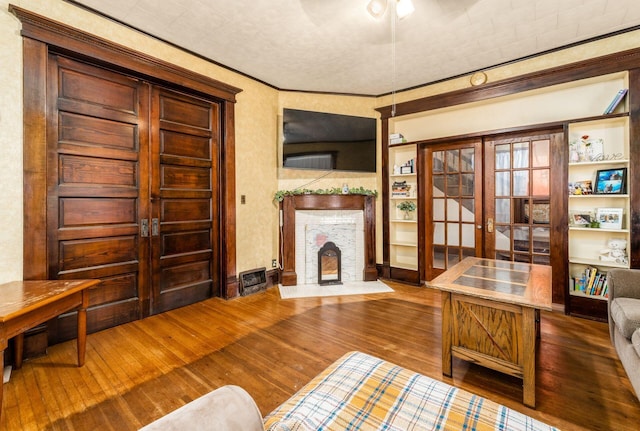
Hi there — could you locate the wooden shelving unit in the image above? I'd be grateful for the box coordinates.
[566,114,630,320]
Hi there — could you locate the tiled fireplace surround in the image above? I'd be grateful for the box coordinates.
[280,195,377,286]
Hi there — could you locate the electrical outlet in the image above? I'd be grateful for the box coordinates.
[272,259,277,268]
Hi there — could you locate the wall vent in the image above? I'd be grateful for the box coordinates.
[239,267,267,296]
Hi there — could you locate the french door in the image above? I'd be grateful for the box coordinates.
[423,139,483,280]
[422,130,563,283]
[484,132,562,265]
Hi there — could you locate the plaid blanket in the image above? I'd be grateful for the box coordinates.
[264,351,559,431]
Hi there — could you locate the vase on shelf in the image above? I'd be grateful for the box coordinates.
[397,200,417,220]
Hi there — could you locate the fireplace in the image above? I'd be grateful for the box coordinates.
[318,241,342,285]
[279,194,377,286]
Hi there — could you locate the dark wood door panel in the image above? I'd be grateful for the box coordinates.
[59,113,138,151]
[48,55,150,341]
[160,261,211,290]
[162,231,212,257]
[161,130,212,159]
[156,258,213,313]
[150,87,218,314]
[161,199,211,223]
[158,94,212,129]
[57,56,139,115]
[52,300,140,342]
[161,165,212,190]
[59,155,138,187]
[58,236,139,272]
[60,198,137,227]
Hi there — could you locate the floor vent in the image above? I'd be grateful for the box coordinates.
[240,267,267,296]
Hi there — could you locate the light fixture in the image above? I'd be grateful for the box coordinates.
[366,0,414,20]
[367,0,415,117]
[395,0,415,19]
[366,0,387,19]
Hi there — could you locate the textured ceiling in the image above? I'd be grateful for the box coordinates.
[70,0,640,96]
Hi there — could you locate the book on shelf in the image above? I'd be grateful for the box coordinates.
[389,133,407,144]
[603,89,628,114]
[391,180,411,197]
[573,266,608,297]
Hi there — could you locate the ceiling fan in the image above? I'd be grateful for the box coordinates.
[366,0,415,20]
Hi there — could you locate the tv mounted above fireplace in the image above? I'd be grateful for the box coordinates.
[281,108,377,173]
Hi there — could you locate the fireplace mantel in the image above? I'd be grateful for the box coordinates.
[279,194,377,286]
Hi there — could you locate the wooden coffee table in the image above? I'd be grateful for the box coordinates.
[427,257,552,408]
[0,279,100,420]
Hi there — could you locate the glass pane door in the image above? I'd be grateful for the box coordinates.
[485,134,552,264]
[423,140,482,280]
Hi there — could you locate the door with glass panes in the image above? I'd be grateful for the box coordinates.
[483,132,561,265]
[423,139,483,280]
[423,131,563,281]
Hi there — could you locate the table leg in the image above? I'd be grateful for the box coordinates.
[522,307,537,408]
[0,349,3,423]
[77,290,89,367]
[441,292,452,377]
[1,334,6,422]
[14,333,24,369]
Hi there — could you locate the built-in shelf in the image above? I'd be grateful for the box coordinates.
[569,290,608,301]
[567,112,630,321]
[388,142,419,281]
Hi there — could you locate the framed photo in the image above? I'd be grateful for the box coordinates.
[569,180,593,195]
[594,168,626,194]
[569,211,593,227]
[596,208,623,229]
[400,166,413,174]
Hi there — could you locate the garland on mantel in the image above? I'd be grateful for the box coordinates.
[274,187,378,202]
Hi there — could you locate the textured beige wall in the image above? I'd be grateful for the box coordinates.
[0,1,23,282]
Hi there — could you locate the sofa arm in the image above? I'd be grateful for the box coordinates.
[138,385,263,431]
[608,269,640,301]
[607,269,640,342]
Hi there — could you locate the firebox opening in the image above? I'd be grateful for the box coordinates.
[318,241,342,285]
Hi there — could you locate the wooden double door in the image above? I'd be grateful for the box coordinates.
[48,56,221,339]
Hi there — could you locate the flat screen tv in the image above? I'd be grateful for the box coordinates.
[282,108,377,173]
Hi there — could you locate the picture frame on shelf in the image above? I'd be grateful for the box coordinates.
[569,180,593,195]
[594,168,626,194]
[596,208,623,229]
[569,210,593,227]
[400,166,413,174]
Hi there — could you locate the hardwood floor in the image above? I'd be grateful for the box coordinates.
[2,281,639,430]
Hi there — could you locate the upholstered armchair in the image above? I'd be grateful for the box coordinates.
[607,268,640,401]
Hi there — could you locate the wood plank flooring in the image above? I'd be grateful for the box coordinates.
[2,281,639,430]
